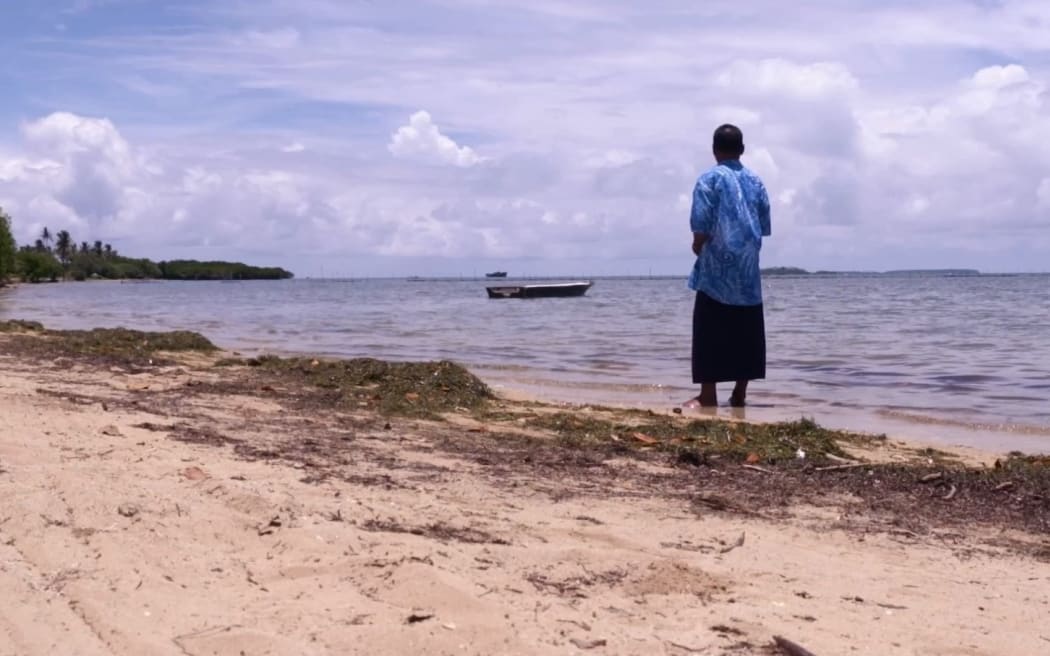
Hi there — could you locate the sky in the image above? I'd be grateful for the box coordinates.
[0,0,1048,277]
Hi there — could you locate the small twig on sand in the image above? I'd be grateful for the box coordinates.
[773,635,817,656]
[814,463,872,472]
[920,472,943,483]
[173,625,242,654]
[994,481,1015,492]
[557,619,592,631]
[942,485,958,501]
[741,464,773,474]
[719,532,746,554]
[876,602,908,610]
[666,640,706,653]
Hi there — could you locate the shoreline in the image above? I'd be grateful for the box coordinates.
[483,376,1050,459]
[147,337,1050,458]
[4,280,1048,456]
[2,322,1049,654]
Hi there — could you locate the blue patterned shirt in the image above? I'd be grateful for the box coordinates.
[688,160,771,306]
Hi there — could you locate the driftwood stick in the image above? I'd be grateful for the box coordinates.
[719,532,746,554]
[824,453,858,464]
[942,484,958,501]
[814,463,872,472]
[741,464,773,474]
[773,635,818,656]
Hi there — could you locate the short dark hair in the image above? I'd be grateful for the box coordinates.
[713,124,745,156]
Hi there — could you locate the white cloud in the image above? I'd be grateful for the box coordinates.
[14,112,143,227]
[0,157,61,183]
[3,2,1050,273]
[970,64,1030,90]
[388,111,481,167]
[715,59,858,100]
[22,112,131,163]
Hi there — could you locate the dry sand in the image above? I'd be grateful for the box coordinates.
[1,348,1049,656]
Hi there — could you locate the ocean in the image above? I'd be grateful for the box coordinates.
[2,274,1048,453]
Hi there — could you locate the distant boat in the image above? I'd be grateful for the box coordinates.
[486,281,593,299]
[485,271,508,278]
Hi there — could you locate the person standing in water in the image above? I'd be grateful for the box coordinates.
[686,124,771,408]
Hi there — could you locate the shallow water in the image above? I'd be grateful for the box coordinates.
[2,274,1048,453]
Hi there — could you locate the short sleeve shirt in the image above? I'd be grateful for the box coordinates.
[688,160,771,306]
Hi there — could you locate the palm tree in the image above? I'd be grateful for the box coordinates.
[34,238,46,252]
[41,227,52,252]
[93,240,103,257]
[103,243,113,258]
[80,241,90,255]
[55,230,73,265]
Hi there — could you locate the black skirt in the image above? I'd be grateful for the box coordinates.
[692,291,766,383]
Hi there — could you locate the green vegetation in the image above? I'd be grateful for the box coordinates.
[0,319,216,364]
[0,319,44,332]
[16,250,64,282]
[0,209,293,284]
[0,209,16,284]
[522,411,861,464]
[761,266,810,276]
[220,355,494,418]
[159,260,292,280]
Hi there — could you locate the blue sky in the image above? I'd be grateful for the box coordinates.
[1,0,1048,276]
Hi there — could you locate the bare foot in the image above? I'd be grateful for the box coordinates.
[730,381,748,407]
[682,395,718,409]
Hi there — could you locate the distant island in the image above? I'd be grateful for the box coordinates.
[881,269,980,276]
[0,212,292,284]
[763,267,981,277]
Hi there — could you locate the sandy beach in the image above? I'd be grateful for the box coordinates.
[1,324,1049,655]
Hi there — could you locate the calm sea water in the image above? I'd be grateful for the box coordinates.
[2,275,1048,453]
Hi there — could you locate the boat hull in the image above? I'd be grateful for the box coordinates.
[486,281,593,299]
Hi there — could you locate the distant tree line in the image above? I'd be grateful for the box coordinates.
[761,266,811,276]
[0,208,292,284]
[0,209,16,284]
[158,260,293,281]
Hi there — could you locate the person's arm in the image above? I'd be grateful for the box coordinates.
[690,175,716,254]
[692,232,708,255]
[757,181,771,237]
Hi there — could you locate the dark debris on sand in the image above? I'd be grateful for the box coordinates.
[4,323,1048,552]
[1,319,216,366]
[217,355,494,418]
[359,519,512,545]
[442,409,1050,541]
[521,412,860,465]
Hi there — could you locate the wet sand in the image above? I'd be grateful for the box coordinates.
[478,372,1050,457]
[1,332,1049,655]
